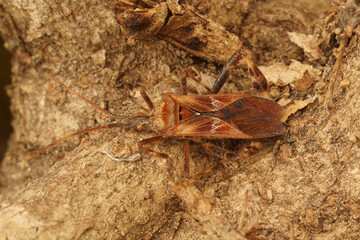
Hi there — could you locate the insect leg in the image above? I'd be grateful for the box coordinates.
[182,67,211,95]
[204,142,239,161]
[181,72,217,179]
[204,142,261,162]
[181,70,219,178]
[45,73,143,120]
[28,123,128,160]
[140,90,155,110]
[184,140,220,179]
[138,136,168,158]
[210,50,268,94]
[138,136,176,174]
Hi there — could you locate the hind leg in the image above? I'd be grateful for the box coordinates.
[210,50,269,95]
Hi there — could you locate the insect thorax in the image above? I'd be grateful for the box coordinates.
[152,92,179,136]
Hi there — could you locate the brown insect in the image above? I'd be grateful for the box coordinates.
[30,50,285,178]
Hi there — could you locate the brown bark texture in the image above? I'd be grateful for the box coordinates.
[0,0,360,239]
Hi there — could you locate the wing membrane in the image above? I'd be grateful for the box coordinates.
[229,107,285,138]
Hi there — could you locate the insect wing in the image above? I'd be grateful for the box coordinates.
[172,94,250,112]
[229,107,285,138]
[173,94,285,139]
[218,96,285,138]
[174,115,253,138]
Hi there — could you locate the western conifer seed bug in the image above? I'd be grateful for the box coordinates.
[29,50,285,178]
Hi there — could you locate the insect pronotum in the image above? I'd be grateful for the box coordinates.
[29,50,285,178]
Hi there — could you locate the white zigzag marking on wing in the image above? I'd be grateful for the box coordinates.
[211,98,224,109]
[210,118,222,134]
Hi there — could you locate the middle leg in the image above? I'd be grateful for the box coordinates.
[181,69,220,179]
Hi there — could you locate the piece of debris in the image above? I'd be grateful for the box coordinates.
[292,70,314,91]
[280,98,316,122]
[287,32,325,61]
[115,0,244,64]
[259,60,321,88]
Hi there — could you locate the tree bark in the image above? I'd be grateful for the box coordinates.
[1,0,360,239]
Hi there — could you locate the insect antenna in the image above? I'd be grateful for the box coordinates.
[44,73,135,119]
[28,73,150,159]
[28,117,149,160]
